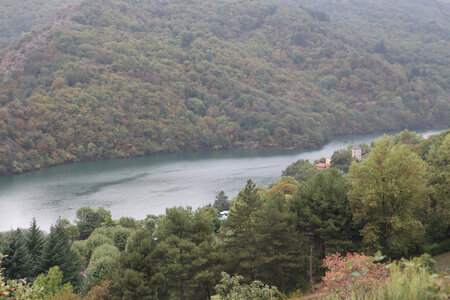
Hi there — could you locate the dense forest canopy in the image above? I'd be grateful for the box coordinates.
[0,0,449,175]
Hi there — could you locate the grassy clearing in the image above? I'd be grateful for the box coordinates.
[434,251,450,272]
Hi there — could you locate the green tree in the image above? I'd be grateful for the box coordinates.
[155,206,220,299]
[75,207,112,239]
[222,180,262,281]
[213,191,230,212]
[85,244,119,291]
[255,192,305,291]
[33,266,75,299]
[282,159,318,183]
[331,149,352,173]
[423,131,450,246]
[348,136,430,258]
[109,228,162,300]
[2,229,32,280]
[40,219,80,286]
[26,218,45,278]
[290,168,359,261]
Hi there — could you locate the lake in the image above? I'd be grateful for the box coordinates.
[0,128,443,231]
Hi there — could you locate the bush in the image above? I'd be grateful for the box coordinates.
[321,253,449,300]
[422,239,450,256]
[215,272,280,300]
[318,253,390,298]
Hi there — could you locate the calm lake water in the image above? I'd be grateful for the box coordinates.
[0,128,443,231]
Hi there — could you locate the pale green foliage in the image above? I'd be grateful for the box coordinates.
[215,272,279,300]
[71,240,89,268]
[348,136,430,258]
[33,266,75,299]
[86,244,119,290]
[86,233,114,257]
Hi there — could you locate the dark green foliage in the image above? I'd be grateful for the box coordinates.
[76,207,112,239]
[118,217,139,229]
[155,206,221,300]
[40,219,80,286]
[331,149,352,173]
[213,191,230,212]
[290,168,359,260]
[222,180,263,281]
[25,218,45,278]
[254,193,305,291]
[110,206,220,300]
[112,227,133,251]
[282,159,318,183]
[109,228,161,299]
[1,229,32,280]
[0,0,448,176]
[222,180,306,292]
[422,131,450,248]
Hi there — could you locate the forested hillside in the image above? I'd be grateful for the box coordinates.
[0,0,449,175]
[0,0,81,50]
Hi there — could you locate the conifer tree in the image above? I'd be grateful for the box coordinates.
[40,219,80,286]
[109,228,161,299]
[155,206,219,300]
[254,192,305,291]
[213,191,230,212]
[222,179,263,281]
[290,168,359,260]
[2,229,32,280]
[26,218,45,278]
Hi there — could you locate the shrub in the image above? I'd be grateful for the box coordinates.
[215,272,279,300]
[318,253,390,298]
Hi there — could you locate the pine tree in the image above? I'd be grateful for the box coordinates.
[213,191,230,212]
[290,168,359,260]
[40,219,80,286]
[109,228,161,299]
[155,206,218,300]
[222,179,263,281]
[26,218,45,278]
[2,229,32,280]
[254,192,306,291]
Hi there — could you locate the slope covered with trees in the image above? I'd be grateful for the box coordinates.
[0,0,448,175]
[0,0,81,50]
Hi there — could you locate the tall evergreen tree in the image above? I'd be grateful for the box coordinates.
[26,218,45,278]
[109,228,161,300]
[2,229,32,280]
[290,168,359,260]
[155,206,219,300]
[255,192,306,291]
[40,219,80,286]
[222,179,263,281]
[213,191,230,212]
